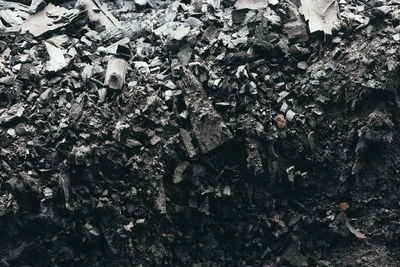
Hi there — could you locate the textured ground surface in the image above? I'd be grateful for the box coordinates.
[0,0,400,266]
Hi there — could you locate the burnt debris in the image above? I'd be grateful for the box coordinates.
[1,0,400,266]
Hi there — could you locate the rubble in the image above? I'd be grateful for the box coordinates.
[172,161,192,184]
[44,41,68,72]
[245,137,264,176]
[75,0,120,31]
[0,0,400,265]
[20,3,81,36]
[179,128,198,158]
[234,0,269,10]
[283,20,309,43]
[0,103,25,125]
[300,0,340,34]
[179,68,234,154]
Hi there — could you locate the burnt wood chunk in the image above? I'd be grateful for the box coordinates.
[180,68,234,154]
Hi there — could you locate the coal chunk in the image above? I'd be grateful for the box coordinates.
[283,20,309,43]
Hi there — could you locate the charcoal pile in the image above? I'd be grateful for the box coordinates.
[1,0,400,265]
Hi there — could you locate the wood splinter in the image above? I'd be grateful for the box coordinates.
[104,58,127,90]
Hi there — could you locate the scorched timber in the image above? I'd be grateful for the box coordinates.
[179,68,234,154]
